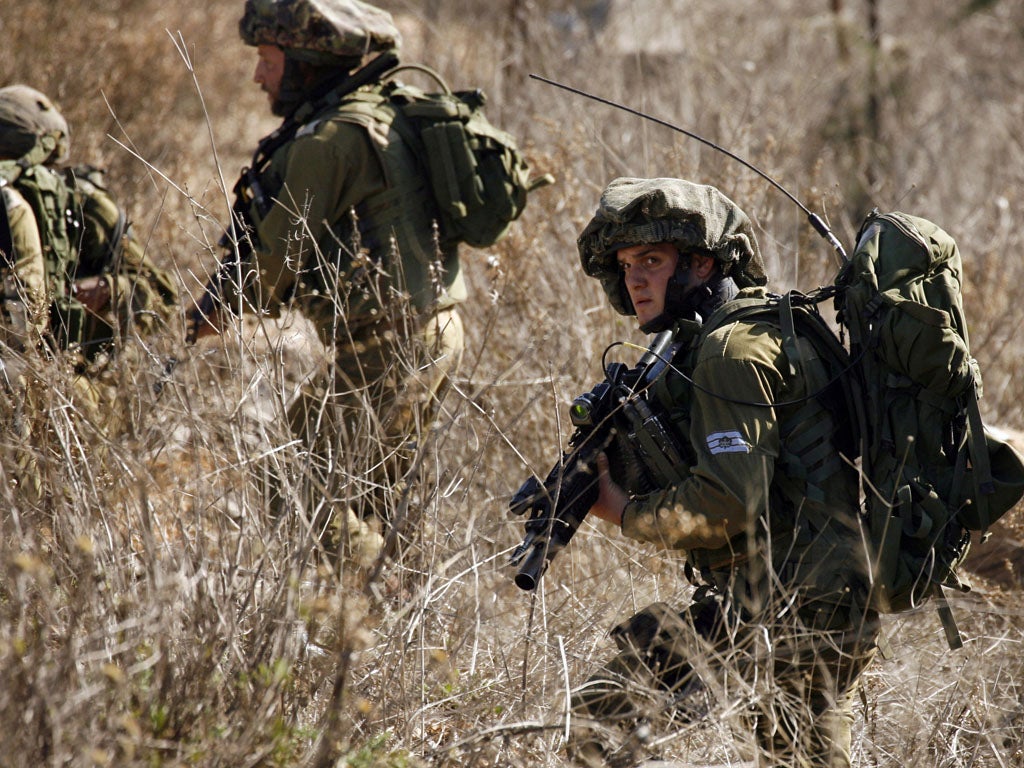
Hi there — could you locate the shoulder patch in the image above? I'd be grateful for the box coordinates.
[706,430,752,455]
[296,119,325,139]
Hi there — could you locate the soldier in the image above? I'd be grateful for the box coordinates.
[190,0,466,570]
[564,177,879,767]
[0,84,179,372]
[0,88,53,355]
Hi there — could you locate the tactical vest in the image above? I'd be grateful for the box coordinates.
[262,86,461,318]
[644,303,861,585]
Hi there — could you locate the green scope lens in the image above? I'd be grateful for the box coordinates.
[570,399,592,426]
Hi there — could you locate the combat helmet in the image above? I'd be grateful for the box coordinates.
[239,0,402,60]
[0,85,70,166]
[577,177,767,327]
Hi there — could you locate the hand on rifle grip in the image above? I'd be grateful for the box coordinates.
[589,452,628,527]
[186,305,223,343]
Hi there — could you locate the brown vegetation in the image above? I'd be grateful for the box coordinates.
[2,0,1024,766]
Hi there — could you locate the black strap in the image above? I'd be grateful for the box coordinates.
[249,50,400,172]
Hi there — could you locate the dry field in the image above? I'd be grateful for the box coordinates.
[2,0,1024,766]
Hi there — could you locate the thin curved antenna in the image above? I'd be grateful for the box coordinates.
[530,73,849,265]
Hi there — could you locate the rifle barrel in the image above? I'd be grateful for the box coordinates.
[513,544,549,591]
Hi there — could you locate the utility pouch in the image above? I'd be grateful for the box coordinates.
[50,294,88,353]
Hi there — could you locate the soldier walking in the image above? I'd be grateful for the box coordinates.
[190,0,466,572]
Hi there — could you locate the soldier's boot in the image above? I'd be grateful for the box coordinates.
[565,718,648,768]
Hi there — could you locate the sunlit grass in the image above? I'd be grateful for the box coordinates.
[1,0,1022,765]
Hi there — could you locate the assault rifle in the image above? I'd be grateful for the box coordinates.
[185,50,400,344]
[508,331,687,590]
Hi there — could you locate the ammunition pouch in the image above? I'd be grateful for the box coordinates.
[50,294,88,352]
[619,394,689,488]
[50,293,116,362]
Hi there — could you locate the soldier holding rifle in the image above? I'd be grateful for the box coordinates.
[191,0,466,571]
[515,177,878,767]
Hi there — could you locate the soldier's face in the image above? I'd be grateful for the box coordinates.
[617,243,680,327]
[254,44,286,106]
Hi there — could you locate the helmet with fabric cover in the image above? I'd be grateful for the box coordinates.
[0,85,70,166]
[577,177,767,320]
[239,0,401,59]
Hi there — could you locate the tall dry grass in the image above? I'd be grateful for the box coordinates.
[2,0,1024,766]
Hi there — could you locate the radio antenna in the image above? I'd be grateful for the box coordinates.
[530,73,848,265]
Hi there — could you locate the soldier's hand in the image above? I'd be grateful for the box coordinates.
[186,306,223,342]
[73,275,112,314]
[590,452,628,527]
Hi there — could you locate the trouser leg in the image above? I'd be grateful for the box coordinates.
[567,600,713,767]
[567,594,878,768]
[747,613,879,768]
[277,308,463,567]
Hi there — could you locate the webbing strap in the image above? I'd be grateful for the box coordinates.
[965,384,995,530]
[779,291,800,377]
[934,586,964,650]
[427,122,470,218]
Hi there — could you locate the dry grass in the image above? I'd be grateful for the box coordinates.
[2,0,1024,766]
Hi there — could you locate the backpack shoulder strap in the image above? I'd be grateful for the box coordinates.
[701,289,864,500]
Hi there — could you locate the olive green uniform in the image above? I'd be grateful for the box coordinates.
[569,306,878,768]
[1,182,47,502]
[222,87,465,564]
[68,169,178,351]
[1,181,48,349]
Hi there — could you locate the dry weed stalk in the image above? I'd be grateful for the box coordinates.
[1,0,1023,766]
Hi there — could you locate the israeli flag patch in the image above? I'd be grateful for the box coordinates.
[706,430,752,455]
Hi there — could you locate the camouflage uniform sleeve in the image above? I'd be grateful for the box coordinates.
[1,184,48,332]
[621,322,785,551]
[234,120,386,313]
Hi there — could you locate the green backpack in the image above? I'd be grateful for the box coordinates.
[836,211,1024,643]
[0,160,81,346]
[381,65,552,248]
[705,210,1024,648]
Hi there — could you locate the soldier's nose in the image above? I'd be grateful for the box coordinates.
[627,271,646,289]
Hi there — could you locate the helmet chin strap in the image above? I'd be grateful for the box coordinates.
[639,273,739,334]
